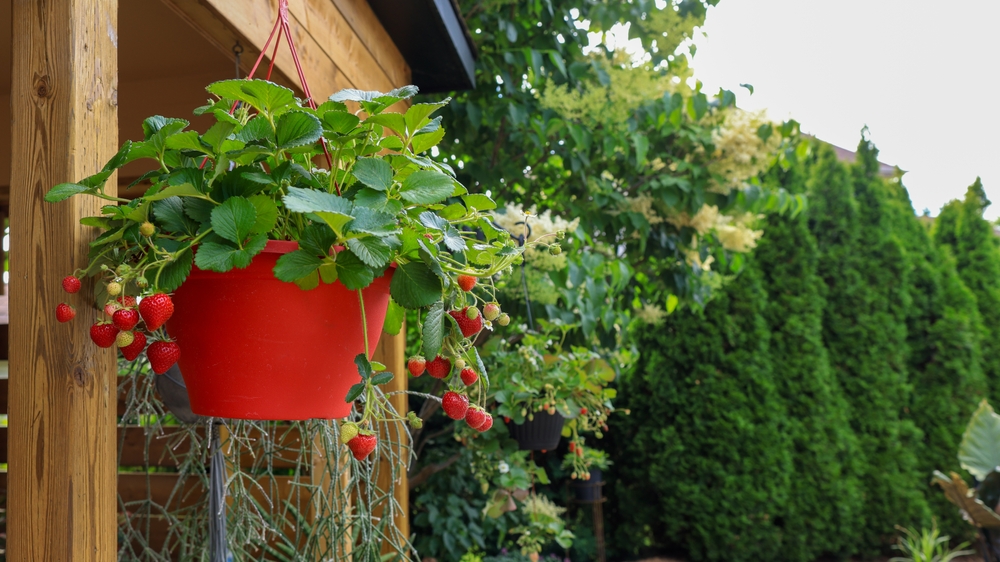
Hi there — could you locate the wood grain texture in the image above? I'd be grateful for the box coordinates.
[371,326,410,545]
[330,0,410,88]
[8,0,119,559]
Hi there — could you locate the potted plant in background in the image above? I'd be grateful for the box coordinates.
[563,446,611,503]
[47,79,525,453]
[485,326,617,451]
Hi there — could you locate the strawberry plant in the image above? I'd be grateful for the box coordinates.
[46,79,534,447]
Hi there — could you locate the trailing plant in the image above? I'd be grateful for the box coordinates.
[46,79,534,457]
[509,494,574,558]
[561,445,610,480]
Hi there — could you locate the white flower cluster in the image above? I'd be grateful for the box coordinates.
[635,303,667,326]
[707,108,781,194]
[666,205,763,270]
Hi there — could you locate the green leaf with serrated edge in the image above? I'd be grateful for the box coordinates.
[194,242,241,272]
[45,183,91,202]
[207,79,296,116]
[346,236,391,268]
[299,223,337,257]
[80,216,116,229]
[283,186,353,215]
[440,203,467,220]
[335,251,374,290]
[184,198,214,223]
[211,196,257,244]
[354,353,372,380]
[352,158,393,191]
[400,170,455,205]
[233,115,273,144]
[247,195,278,234]
[382,298,404,336]
[273,250,323,282]
[370,371,394,386]
[78,170,113,189]
[422,301,445,359]
[102,140,133,172]
[156,249,193,293]
[348,207,398,236]
[410,129,445,154]
[365,113,406,137]
[371,361,387,371]
[276,111,322,149]
[353,188,389,210]
[144,183,204,202]
[462,193,497,211]
[323,111,360,134]
[390,261,442,309]
[404,101,448,133]
[164,130,207,153]
[418,240,450,288]
[154,197,196,235]
[415,116,441,135]
[344,382,365,404]
[380,136,404,151]
[125,201,150,223]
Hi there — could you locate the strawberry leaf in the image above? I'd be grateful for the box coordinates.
[344,382,365,403]
[382,298,405,336]
[390,262,443,309]
[370,371,394,386]
[352,157,393,191]
[399,170,455,204]
[422,302,445,359]
[211,196,257,245]
[354,354,372,380]
[273,250,323,282]
[346,236,392,268]
[335,251,375,290]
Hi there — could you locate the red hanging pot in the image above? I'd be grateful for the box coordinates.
[165,240,394,420]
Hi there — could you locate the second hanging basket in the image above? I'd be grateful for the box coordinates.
[507,411,566,451]
[166,240,394,420]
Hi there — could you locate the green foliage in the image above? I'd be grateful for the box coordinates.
[752,162,865,560]
[932,178,1000,406]
[610,266,792,561]
[889,523,974,562]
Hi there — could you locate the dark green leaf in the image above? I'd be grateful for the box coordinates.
[382,298,405,335]
[156,249,193,293]
[273,250,324,282]
[207,79,296,116]
[211,196,257,244]
[346,236,392,268]
[101,140,134,172]
[247,195,278,234]
[335,251,375,290]
[370,371,395,386]
[422,301,445,359]
[323,111,361,134]
[45,183,91,202]
[352,158,393,191]
[344,382,365,403]
[143,183,204,201]
[355,353,373,380]
[390,261,443,309]
[348,207,398,236]
[276,111,323,149]
[154,197,196,235]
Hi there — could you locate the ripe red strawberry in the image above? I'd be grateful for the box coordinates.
[449,308,484,338]
[456,275,476,292]
[112,308,140,331]
[465,407,487,429]
[62,275,82,294]
[568,442,576,453]
[460,368,478,386]
[407,355,427,377]
[441,391,469,420]
[580,407,588,415]
[89,322,120,348]
[117,295,137,308]
[347,433,378,460]
[139,293,174,331]
[426,356,451,379]
[147,340,180,374]
[55,303,76,323]
[477,414,494,433]
[120,331,147,361]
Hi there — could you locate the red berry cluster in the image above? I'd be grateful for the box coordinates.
[57,276,180,374]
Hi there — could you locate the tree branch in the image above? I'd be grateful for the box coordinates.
[408,451,463,490]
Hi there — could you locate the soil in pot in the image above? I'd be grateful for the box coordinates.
[506,411,565,450]
[166,240,394,420]
[571,468,604,502]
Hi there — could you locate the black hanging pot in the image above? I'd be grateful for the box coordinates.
[571,468,604,503]
[507,411,565,451]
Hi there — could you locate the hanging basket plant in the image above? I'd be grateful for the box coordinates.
[46,78,525,431]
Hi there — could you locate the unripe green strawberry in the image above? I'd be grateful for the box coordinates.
[454,359,466,371]
[497,313,511,326]
[549,245,562,255]
[139,222,155,237]
[466,306,480,320]
[136,277,149,289]
[483,303,501,321]
[340,422,360,444]
[106,281,122,296]
[115,264,131,276]
[116,331,135,348]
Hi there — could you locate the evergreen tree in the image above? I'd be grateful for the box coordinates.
[753,164,864,561]
[883,173,987,538]
[610,267,792,561]
[932,179,1000,404]
[808,141,930,551]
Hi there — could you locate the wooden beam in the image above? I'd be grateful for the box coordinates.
[371,326,410,550]
[8,0,119,559]
[331,0,411,88]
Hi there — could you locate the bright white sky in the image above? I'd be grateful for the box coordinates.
[685,0,1000,219]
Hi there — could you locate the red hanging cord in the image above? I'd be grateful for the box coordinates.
[201,0,337,192]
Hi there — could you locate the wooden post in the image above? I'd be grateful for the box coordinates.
[8,0,119,560]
